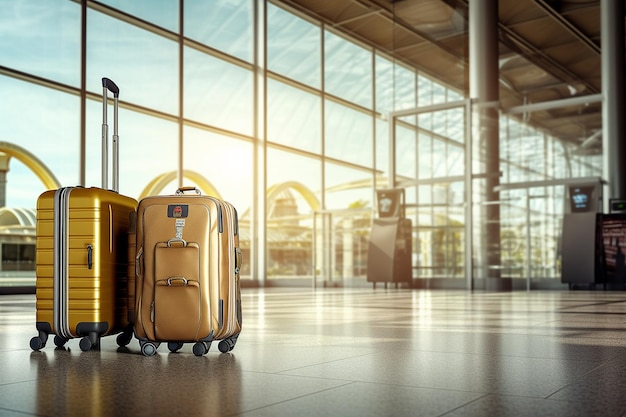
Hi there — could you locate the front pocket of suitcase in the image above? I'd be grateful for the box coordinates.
[153,242,202,341]
[154,279,201,341]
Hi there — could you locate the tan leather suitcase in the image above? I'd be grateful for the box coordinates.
[30,78,137,351]
[131,187,242,356]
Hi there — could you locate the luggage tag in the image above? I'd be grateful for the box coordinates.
[167,204,188,247]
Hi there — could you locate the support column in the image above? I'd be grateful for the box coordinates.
[470,0,508,290]
[602,0,626,201]
[0,154,10,208]
[254,0,267,285]
[342,217,354,280]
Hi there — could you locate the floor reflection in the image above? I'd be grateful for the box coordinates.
[0,288,625,416]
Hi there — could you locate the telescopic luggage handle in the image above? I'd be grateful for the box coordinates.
[101,77,120,192]
[102,78,119,98]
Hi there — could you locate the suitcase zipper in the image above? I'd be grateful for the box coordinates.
[234,247,242,276]
[224,204,240,336]
[53,187,73,340]
[135,246,143,277]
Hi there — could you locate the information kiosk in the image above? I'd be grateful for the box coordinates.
[561,181,603,287]
[366,189,412,288]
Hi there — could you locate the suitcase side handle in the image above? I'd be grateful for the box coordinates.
[87,244,93,269]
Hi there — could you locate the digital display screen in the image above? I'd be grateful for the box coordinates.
[569,186,595,213]
[611,200,626,213]
[376,189,403,218]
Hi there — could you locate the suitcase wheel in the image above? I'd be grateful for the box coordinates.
[218,340,232,353]
[192,341,210,356]
[30,328,51,351]
[141,342,158,357]
[167,342,184,353]
[29,336,45,351]
[53,335,68,348]
[218,335,238,353]
[116,330,132,348]
[79,333,99,352]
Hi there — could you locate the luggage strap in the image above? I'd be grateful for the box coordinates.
[167,237,187,247]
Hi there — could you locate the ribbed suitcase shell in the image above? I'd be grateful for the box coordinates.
[132,190,242,356]
[32,187,137,350]
[30,77,137,352]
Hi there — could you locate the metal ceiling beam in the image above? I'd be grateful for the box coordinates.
[334,9,383,26]
[533,0,601,55]
[505,93,602,114]
[498,24,599,94]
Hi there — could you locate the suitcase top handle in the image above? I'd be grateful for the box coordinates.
[102,77,119,98]
[176,186,201,195]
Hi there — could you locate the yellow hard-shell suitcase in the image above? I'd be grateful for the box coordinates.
[30,78,137,351]
[132,187,242,356]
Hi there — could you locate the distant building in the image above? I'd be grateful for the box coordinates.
[0,208,36,287]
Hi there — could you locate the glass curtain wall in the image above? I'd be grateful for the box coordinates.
[0,0,603,288]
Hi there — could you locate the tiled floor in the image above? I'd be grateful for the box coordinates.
[2,288,626,417]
